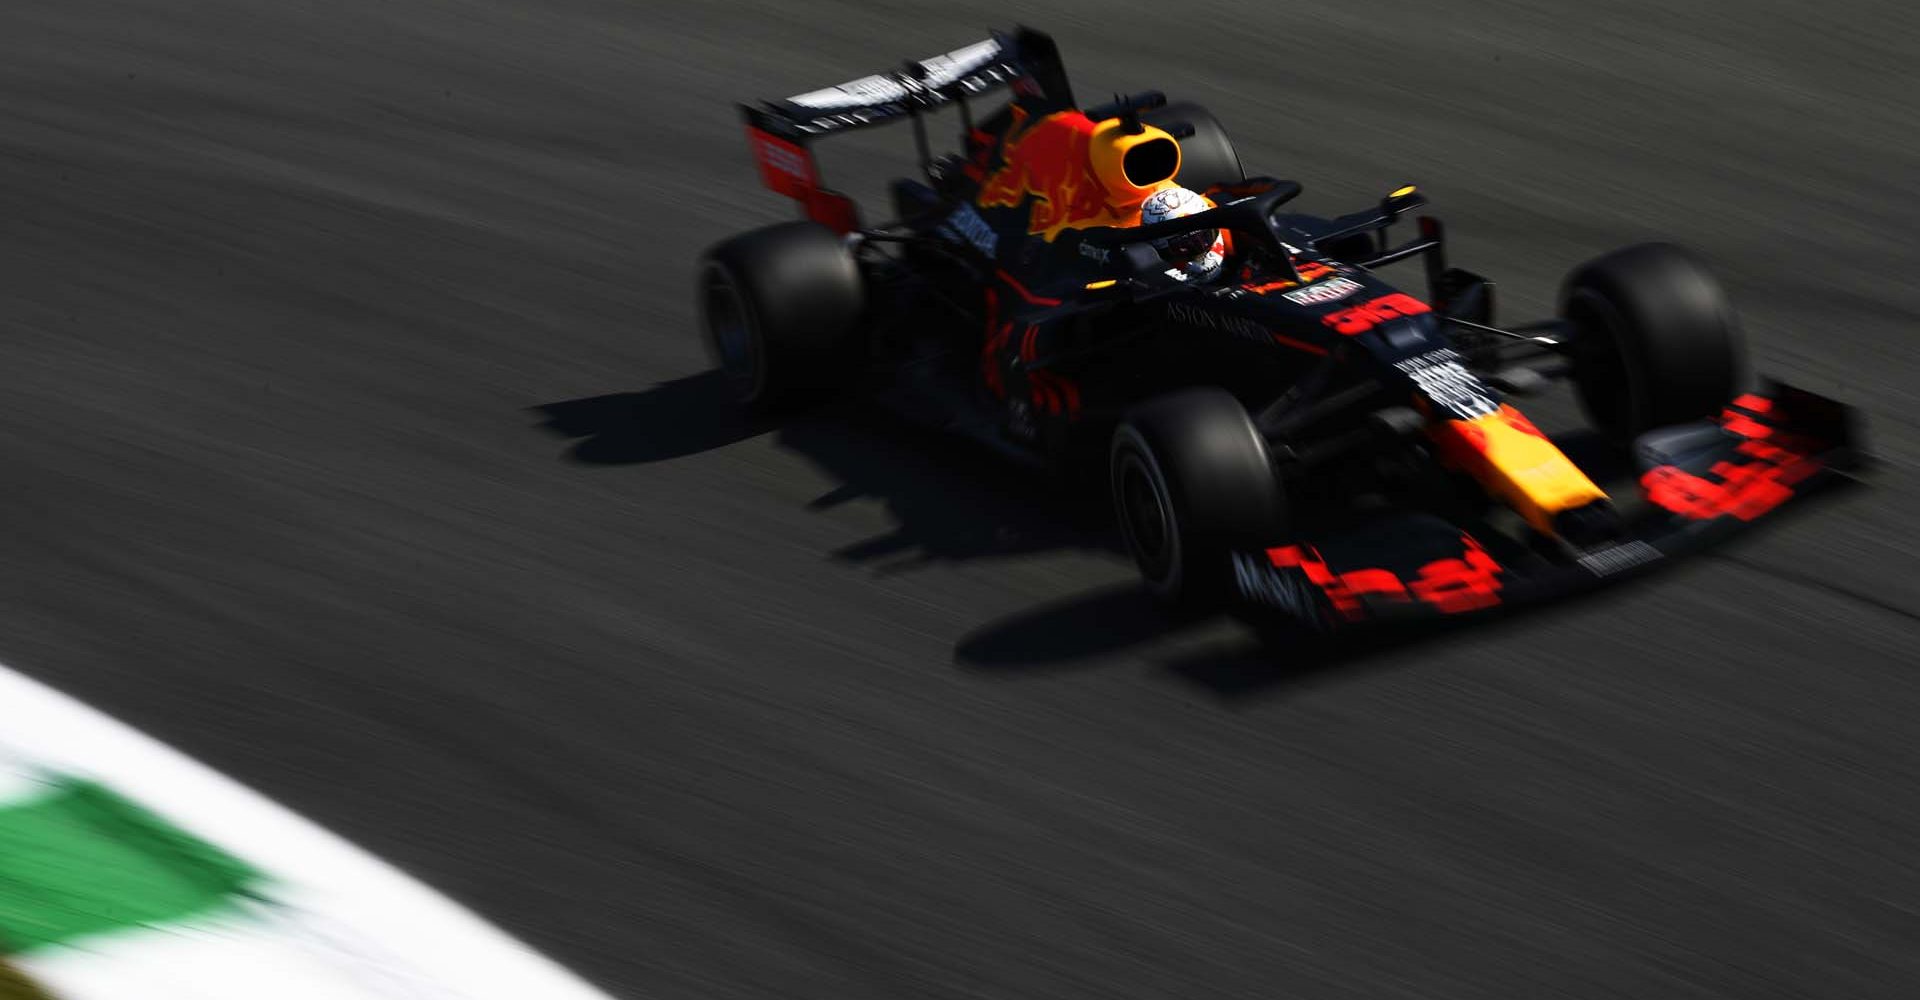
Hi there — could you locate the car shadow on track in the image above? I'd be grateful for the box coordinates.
[954,582,1458,698]
[779,409,1121,573]
[535,376,1718,701]
[953,583,1189,668]
[531,371,775,464]
[533,375,1117,572]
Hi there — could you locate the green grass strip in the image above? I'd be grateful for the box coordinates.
[0,777,262,955]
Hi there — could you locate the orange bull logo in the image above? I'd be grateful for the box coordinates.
[977,108,1121,241]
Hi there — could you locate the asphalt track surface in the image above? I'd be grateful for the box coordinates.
[3,3,1919,998]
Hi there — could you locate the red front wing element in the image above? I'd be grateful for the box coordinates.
[1233,384,1861,630]
[1256,521,1510,626]
[1641,393,1830,522]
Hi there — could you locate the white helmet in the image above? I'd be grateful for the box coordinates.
[1139,187,1223,282]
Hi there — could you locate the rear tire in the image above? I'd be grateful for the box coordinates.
[1144,101,1245,192]
[1111,388,1284,608]
[1559,242,1743,440]
[698,222,865,408]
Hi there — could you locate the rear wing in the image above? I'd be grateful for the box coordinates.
[738,27,1072,233]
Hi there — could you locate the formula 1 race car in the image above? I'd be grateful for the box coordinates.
[698,27,1863,629]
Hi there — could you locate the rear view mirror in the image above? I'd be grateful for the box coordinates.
[1381,184,1422,219]
[1118,242,1165,277]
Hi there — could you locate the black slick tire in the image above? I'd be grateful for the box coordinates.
[698,221,865,408]
[1560,242,1744,441]
[1110,388,1284,608]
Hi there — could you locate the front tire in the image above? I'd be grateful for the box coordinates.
[1560,242,1743,440]
[1111,388,1285,608]
[698,222,865,408]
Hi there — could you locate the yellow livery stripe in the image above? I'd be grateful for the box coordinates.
[1430,406,1608,535]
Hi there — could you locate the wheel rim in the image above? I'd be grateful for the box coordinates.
[1115,449,1176,582]
[701,266,759,398]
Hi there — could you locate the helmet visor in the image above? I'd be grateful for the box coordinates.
[1157,228,1217,264]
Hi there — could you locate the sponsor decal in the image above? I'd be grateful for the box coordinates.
[939,203,998,258]
[1282,276,1363,306]
[1577,540,1661,578]
[758,143,808,180]
[912,38,1004,90]
[1165,302,1270,343]
[1077,241,1109,263]
[977,107,1121,240]
[787,74,909,111]
[745,128,815,199]
[1394,348,1499,420]
[1321,292,1431,335]
[1232,552,1319,619]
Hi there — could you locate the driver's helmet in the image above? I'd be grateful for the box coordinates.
[1139,186,1223,282]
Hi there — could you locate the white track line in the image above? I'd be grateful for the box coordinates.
[0,665,619,1000]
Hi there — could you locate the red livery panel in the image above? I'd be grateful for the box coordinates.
[1321,293,1432,335]
[1268,532,1506,623]
[1641,393,1827,522]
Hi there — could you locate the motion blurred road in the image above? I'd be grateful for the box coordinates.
[3,2,1918,997]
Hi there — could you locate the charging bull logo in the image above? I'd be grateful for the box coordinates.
[977,108,1123,241]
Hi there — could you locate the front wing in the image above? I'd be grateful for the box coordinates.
[1227,383,1864,629]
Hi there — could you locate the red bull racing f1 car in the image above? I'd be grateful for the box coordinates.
[698,27,1864,630]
